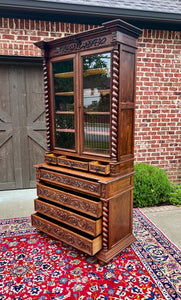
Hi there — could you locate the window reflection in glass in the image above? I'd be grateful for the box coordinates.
[52,60,75,149]
[83,53,111,155]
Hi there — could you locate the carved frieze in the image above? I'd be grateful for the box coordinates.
[54,36,107,55]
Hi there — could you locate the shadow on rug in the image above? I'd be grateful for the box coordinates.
[0,209,180,300]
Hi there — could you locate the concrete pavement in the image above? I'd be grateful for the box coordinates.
[141,205,181,250]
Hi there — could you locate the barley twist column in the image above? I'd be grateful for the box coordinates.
[102,202,109,250]
[111,48,119,161]
[43,59,51,153]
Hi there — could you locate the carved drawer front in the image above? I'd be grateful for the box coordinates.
[34,199,102,236]
[31,213,102,256]
[38,168,101,196]
[89,161,110,175]
[45,154,57,165]
[58,156,89,171]
[37,183,102,218]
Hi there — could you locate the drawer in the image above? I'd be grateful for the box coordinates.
[45,154,57,165]
[31,213,102,256]
[34,198,102,236]
[89,161,110,175]
[38,168,101,197]
[58,156,89,171]
[37,183,102,218]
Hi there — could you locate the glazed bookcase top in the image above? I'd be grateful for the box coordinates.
[35,19,142,175]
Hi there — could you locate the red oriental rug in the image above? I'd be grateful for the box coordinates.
[0,209,181,300]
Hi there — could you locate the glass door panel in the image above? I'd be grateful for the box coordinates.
[52,59,75,150]
[83,53,111,155]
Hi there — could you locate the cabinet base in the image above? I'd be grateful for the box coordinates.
[96,233,136,264]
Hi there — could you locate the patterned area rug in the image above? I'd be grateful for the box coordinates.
[0,209,181,300]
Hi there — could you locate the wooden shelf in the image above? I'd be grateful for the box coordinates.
[84,68,109,76]
[54,68,109,79]
[84,111,110,115]
[54,72,74,78]
[99,89,110,96]
[56,128,75,133]
[56,111,74,114]
[55,91,74,96]
[83,89,110,97]
[56,111,109,115]
[56,128,108,135]
[84,130,109,136]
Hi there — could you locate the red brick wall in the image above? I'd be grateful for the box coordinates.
[135,29,181,182]
[0,17,180,182]
[0,17,97,56]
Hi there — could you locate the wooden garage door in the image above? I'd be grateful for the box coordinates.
[0,61,46,190]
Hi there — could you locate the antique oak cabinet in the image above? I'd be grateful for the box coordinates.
[31,19,142,263]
